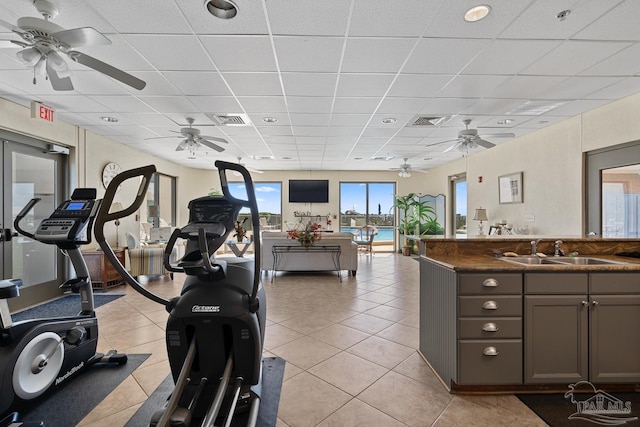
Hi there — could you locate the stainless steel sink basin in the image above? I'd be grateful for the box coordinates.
[551,257,627,265]
[501,257,559,265]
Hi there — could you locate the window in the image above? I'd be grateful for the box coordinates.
[451,174,467,235]
[228,182,282,231]
[141,173,176,240]
[340,182,395,249]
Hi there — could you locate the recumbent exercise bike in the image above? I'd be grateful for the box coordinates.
[94,161,266,427]
[0,188,127,425]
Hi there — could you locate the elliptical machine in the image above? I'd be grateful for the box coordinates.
[0,188,127,422]
[94,161,266,427]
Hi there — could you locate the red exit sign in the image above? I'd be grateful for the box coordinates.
[30,101,56,123]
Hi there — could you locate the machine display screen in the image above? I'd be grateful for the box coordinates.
[66,202,86,211]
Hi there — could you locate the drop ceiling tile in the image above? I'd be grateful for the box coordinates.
[330,114,371,127]
[88,95,156,113]
[200,36,277,72]
[500,0,615,40]
[274,37,344,72]
[403,38,490,74]
[463,98,525,115]
[162,113,217,126]
[63,71,134,96]
[287,97,333,114]
[219,127,260,137]
[295,136,326,144]
[336,74,396,97]
[176,0,269,35]
[124,35,213,71]
[341,38,417,73]
[290,113,331,126]
[237,96,288,113]
[188,96,242,113]
[88,0,191,33]
[263,136,296,145]
[573,0,640,41]
[437,75,513,98]
[255,126,293,136]
[332,97,382,114]
[463,40,562,75]
[548,99,612,116]
[327,127,364,137]
[291,126,327,137]
[0,70,64,95]
[537,76,625,100]
[580,43,640,76]
[375,97,430,114]
[369,114,416,128]
[44,94,115,112]
[114,113,178,127]
[161,72,232,96]
[267,0,349,36]
[138,96,199,113]
[585,77,640,100]
[326,137,359,145]
[121,72,182,96]
[394,127,436,138]
[489,76,569,99]
[349,0,442,37]
[362,127,399,138]
[249,113,291,126]
[388,74,454,98]
[282,73,337,97]
[222,73,284,96]
[522,40,632,76]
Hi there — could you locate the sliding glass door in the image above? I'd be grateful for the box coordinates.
[339,182,395,249]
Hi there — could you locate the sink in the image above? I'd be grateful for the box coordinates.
[551,257,628,265]
[501,257,559,265]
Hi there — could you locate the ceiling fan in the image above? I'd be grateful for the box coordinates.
[0,0,145,91]
[146,118,229,154]
[427,119,515,153]
[235,157,263,175]
[390,158,429,178]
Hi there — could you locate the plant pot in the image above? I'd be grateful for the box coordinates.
[300,239,312,247]
[401,245,413,256]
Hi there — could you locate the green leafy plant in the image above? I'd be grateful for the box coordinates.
[394,193,437,254]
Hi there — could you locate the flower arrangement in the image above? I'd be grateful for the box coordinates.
[286,222,322,246]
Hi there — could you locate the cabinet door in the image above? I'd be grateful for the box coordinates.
[590,295,640,383]
[525,295,588,384]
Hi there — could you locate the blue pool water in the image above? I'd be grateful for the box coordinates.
[340,227,395,241]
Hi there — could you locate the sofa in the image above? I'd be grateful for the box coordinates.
[260,232,358,276]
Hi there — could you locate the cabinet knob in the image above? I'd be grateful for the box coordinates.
[482,322,498,332]
[482,278,498,288]
[482,300,498,310]
[592,300,599,306]
[582,301,588,306]
[483,346,499,356]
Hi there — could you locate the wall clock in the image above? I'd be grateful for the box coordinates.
[102,162,122,191]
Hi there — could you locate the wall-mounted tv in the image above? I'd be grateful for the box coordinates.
[289,179,329,203]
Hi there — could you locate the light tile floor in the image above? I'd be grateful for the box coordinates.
[78,253,547,426]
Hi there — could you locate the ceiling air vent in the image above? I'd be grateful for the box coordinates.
[408,115,448,127]
[206,113,251,126]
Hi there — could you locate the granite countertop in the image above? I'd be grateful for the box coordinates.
[420,253,640,272]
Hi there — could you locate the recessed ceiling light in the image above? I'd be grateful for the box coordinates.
[381,117,397,124]
[556,9,571,21]
[354,157,363,160]
[423,157,433,161]
[464,5,491,22]
[204,0,238,19]
[100,116,118,123]
[263,117,278,123]
[282,156,292,160]
[497,119,515,125]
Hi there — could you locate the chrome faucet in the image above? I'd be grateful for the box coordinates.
[554,240,565,257]
[531,239,542,256]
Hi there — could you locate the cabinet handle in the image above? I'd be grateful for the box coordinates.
[482,278,498,287]
[483,347,499,356]
[482,300,498,310]
[592,300,599,306]
[482,322,498,332]
[582,301,588,306]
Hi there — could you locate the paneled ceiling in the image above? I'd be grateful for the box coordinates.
[1,0,639,172]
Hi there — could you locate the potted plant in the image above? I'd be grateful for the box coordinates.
[394,193,436,255]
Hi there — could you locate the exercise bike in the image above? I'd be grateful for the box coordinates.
[94,161,266,427]
[0,188,127,424]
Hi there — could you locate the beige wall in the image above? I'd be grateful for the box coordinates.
[3,90,640,240]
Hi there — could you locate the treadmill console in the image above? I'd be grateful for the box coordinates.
[34,195,100,243]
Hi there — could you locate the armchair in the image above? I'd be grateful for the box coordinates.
[125,232,169,278]
[353,225,378,255]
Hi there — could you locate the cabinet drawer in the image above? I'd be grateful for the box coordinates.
[590,272,640,294]
[459,317,522,339]
[525,273,588,294]
[459,273,522,295]
[458,340,523,385]
[458,296,522,317]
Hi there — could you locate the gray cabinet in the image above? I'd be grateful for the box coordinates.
[525,272,640,384]
[457,273,522,385]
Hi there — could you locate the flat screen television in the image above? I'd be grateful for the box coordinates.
[288,179,329,203]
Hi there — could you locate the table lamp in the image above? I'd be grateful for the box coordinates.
[111,202,124,248]
[473,207,488,236]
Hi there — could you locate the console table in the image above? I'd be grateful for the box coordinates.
[271,245,341,282]
[83,248,126,291]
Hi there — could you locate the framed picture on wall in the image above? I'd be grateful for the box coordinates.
[499,172,523,204]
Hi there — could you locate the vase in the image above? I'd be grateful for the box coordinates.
[300,239,312,247]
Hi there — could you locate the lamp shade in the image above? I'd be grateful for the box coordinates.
[110,202,124,213]
[473,208,488,221]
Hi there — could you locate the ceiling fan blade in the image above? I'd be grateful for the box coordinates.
[443,142,460,153]
[145,135,181,140]
[0,18,24,34]
[480,132,515,138]
[175,140,188,151]
[52,27,111,48]
[415,170,430,174]
[198,139,225,153]
[46,61,74,91]
[200,135,229,144]
[474,138,495,149]
[425,138,459,148]
[248,167,264,174]
[68,51,146,90]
